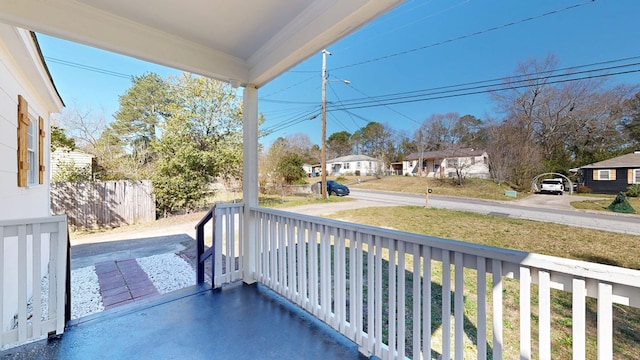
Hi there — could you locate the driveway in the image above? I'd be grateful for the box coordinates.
[513,193,606,211]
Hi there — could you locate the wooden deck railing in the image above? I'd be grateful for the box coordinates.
[204,204,640,359]
[0,215,68,350]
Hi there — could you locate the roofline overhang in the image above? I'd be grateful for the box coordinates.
[0,0,402,88]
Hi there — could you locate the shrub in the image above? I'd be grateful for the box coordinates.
[626,184,640,197]
[576,184,592,194]
[336,176,347,183]
[355,170,361,176]
[51,161,92,182]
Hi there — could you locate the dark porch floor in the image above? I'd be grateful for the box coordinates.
[1,283,366,360]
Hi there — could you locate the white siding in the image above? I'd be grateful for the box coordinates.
[0,25,63,334]
[50,149,94,179]
[0,25,61,220]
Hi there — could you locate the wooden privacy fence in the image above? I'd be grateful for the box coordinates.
[51,180,155,230]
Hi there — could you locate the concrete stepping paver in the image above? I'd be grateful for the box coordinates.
[95,258,159,309]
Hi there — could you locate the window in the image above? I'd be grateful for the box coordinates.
[344,163,350,169]
[27,118,37,185]
[634,169,640,184]
[357,162,361,169]
[16,95,44,187]
[597,170,611,181]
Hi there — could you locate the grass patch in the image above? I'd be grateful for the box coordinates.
[571,195,640,214]
[329,206,640,269]
[351,177,520,201]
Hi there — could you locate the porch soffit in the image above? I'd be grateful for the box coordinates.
[0,0,402,88]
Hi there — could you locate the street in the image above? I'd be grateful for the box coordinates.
[349,189,640,235]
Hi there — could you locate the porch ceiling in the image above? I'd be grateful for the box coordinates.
[0,0,402,87]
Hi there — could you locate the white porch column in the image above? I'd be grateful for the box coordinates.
[242,85,258,284]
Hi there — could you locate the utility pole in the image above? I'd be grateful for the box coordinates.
[321,49,330,199]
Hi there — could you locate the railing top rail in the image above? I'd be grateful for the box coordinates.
[251,206,640,287]
[195,203,244,230]
[195,206,216,230]
[0,214,67,227]
[213,202,244,210]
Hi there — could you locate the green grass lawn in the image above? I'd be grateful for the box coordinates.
[350,176,522,201]
[571,194,640,214]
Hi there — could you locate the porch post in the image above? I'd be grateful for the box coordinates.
[242,85,258,284]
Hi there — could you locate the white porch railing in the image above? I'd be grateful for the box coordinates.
[0,215,68,350]
[206,204,640,360]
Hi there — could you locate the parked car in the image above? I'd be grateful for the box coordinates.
[540,178,564,195]
[315,180,350,196]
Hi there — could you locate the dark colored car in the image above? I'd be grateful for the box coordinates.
[316,180,350,196]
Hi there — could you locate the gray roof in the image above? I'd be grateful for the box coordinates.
[404,148,486,161]
[580,151,640,169]
[327,154,379,163]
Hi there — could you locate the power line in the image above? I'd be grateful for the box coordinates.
[263,56,640,111]
[333,1,595,71]
[345,82,422,125]
[260,108,319,136]
[263,53,640,110]
[259,58,640,135]
[329,67,640,111]
[44,56,133,79]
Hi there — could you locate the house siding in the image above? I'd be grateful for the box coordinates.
[326,155,382,176]
[50,149,94,179]
[0,26,63,332]
[0,26,60,220]
[583,168,631,194]
[403,153,490,179]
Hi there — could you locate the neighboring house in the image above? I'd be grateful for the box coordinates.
[389,161,403,175]
[301,163,313,176]
[579,150,640,194]
[0,25,64,334]
[403,148,490,179]
[50,148,95,180]
[325,154,382,176]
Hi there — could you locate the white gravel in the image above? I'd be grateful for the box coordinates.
[136,253,195,294]
[71,266,104,319]
[70,252,195,319]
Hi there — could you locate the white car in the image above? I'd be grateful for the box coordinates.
[540,178,564,195]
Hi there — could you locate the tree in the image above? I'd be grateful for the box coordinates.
[52,100,106,150]
[492,54,635,175]
[486,119,543,188]
[416,113,459,151]
[275,153,307,184]
[353,122,395,168]
[105,72,172,176]
[621,92,640,146]
[327,130,352,158]
[51,161,92,182]
[50,126,76,152]
[452,114,486,148]
[152,74,242,214]
[52,102,127,180]
[286,133,319,164]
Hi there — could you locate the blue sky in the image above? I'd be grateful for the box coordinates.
[38,0,640,149]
